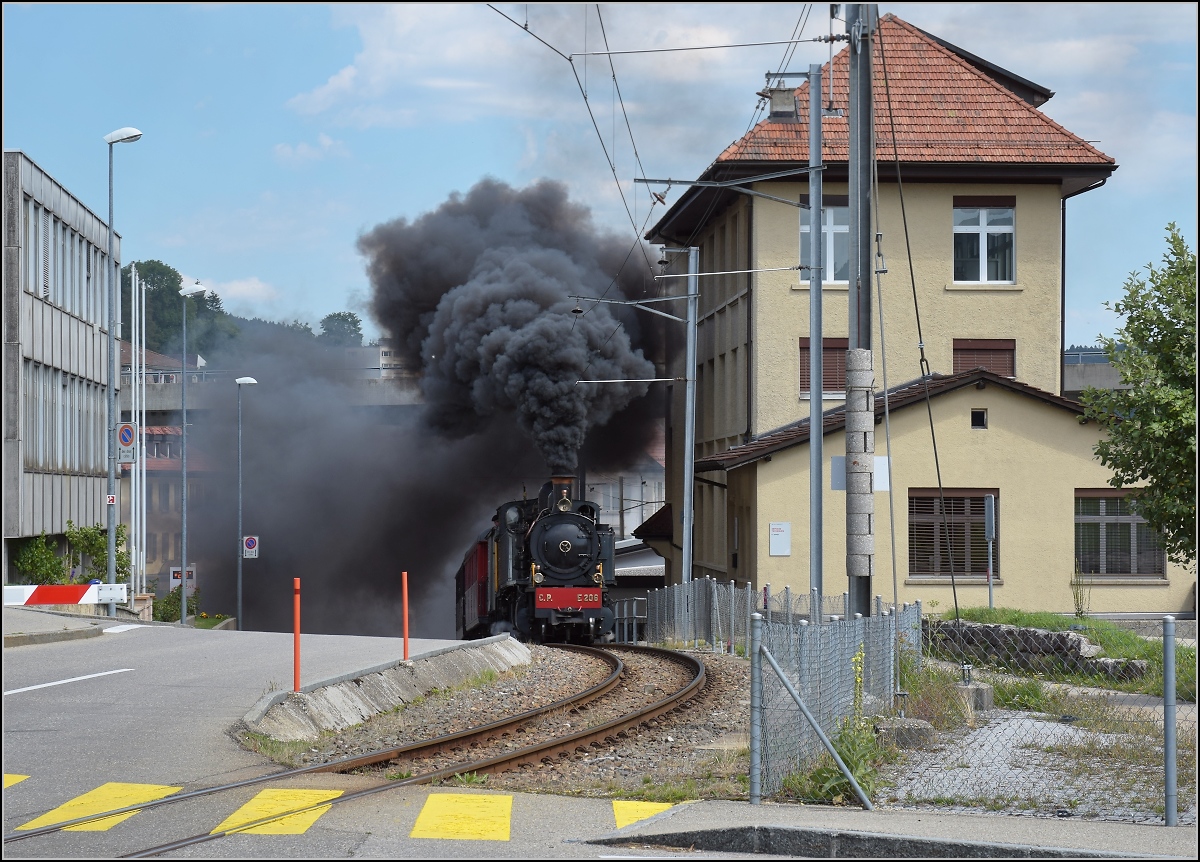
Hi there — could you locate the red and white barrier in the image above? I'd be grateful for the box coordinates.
[4,583,128,607]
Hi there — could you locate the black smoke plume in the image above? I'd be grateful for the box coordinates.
[360,178,661,474]
[183,179,664,638]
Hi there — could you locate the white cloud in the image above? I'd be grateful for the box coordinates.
[182,274,284,318]
[272,133,350,167]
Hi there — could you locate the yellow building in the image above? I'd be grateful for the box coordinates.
[638,14,1193,614]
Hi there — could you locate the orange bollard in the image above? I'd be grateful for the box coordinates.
[293,578,301,692]
[402,570,409,661]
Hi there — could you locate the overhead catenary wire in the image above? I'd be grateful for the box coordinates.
[569,36,831,58]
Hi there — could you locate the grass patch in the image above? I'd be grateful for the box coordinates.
[235,729,318,767]
[449,771,487,786]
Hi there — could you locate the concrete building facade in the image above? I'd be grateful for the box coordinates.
[3,150,119,581]
[639,15,1191,615]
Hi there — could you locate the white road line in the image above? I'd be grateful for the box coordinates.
[103,625,152,634]
[4,668,134,696]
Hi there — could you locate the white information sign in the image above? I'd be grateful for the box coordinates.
[768,522,791,557]
[830,456,890,491]
[242,536,259,559]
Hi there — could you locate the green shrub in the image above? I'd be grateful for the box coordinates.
[13,533,67,584]
[153,586,200,622]
[780,718,887,804]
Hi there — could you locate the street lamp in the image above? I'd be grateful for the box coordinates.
[104,126,142,617]
[178,279,206,625]
[235,376,257,631]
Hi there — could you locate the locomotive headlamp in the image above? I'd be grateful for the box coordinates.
[593,564,603,584]
[532,563,544,584]
[555,493,572,512]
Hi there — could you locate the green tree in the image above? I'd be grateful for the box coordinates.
[1081,223,1197,565]
[318,311,363,347]
[13,533,67,584]
[64,520,131,583]
[121,260,239,358]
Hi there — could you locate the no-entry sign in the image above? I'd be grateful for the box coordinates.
[117,422,137,463]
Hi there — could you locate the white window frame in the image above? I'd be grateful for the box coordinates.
[800,205,850,283]
[953,206,1015,284]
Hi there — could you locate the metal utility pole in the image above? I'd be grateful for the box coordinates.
[682,246,698,585]
[808,61,825,620]
[845,3,877,618]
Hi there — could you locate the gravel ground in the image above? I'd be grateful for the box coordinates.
[291,646,753,801]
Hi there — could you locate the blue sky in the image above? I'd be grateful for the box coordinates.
[3,3,1196,348]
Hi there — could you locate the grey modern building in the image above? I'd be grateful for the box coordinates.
[3,150,119,581]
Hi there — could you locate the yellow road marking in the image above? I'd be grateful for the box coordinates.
[410,792,512,841]
[4,774,30,789]
[613,800,675,829]
[17,782,181,831]
[211,788,343,835]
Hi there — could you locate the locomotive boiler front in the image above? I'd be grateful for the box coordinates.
[526,475,616,641]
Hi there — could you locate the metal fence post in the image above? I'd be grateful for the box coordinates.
[1164,615,1177,826]
[811,586,820,624]
[730,579,737,654]
[745,583,752,658]
[785,585,793,649]
[750,612,763,805]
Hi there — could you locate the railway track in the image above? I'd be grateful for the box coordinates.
[3,645,706,858]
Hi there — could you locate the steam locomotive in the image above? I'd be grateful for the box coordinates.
[455,475,616,644]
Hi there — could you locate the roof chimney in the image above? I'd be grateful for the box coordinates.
[768,87,798,120]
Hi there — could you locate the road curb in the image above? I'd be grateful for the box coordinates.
[3,626,104,648]
[590,824,1186,859]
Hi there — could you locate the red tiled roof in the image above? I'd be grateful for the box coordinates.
[717,14,1114,168]
[693,369,1085,473]
[120,340,200,370]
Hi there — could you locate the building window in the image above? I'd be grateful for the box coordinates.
[799,337,848,396]
[1075,493,1165,576]
[909,490,997,577]
[800,201,850,282]
[953,197,1015,283]
[971,409,987,429]
[146,532,158,563]
[954,339,1015,377]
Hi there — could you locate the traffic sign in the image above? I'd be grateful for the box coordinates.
[170,566,196,594]
[117,422,138,463]
[242,536,259,559]
[106,495,116,506]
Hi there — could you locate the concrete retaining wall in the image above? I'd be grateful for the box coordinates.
[242,635,531,742]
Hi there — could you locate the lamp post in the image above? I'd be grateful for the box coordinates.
[178,280,206,625]
[103,126,142,617]
[235,376,257,630]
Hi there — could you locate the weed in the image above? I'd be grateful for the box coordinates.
[236,730,315,767]
[451,771,487,786]
[385,770,413,781]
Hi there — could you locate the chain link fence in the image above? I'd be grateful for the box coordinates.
[643,579,1196,824]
